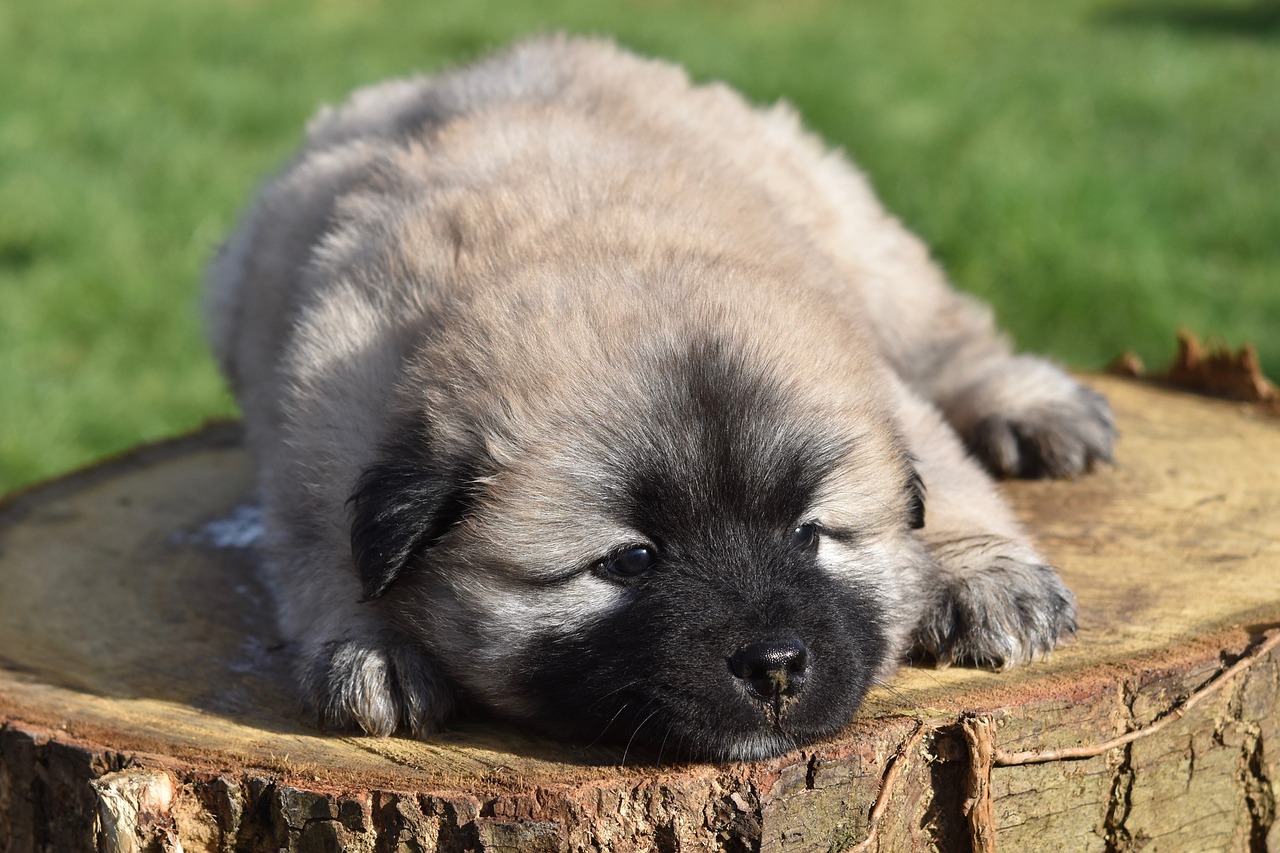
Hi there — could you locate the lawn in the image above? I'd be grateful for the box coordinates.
[1,0,1277,492]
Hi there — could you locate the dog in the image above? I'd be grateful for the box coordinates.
[206,35,1114,762]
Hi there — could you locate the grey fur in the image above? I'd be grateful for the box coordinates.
[206,35,1113,759]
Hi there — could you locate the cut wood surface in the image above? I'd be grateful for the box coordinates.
[1,374,1278,852]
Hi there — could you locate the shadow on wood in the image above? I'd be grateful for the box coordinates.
[1,375,1278,851]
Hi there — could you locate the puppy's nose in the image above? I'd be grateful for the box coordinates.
[729,637,809,702]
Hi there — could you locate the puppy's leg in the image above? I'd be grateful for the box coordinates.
[744,120,1115,478]
[854,224,1114,479]
[262,518,455,736]
[892,382,1076,667]
[922,344,1115,482]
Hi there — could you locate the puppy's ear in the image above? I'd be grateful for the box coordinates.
[348,418,479,601]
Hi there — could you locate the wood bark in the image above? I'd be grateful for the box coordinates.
[1,374,1279,852]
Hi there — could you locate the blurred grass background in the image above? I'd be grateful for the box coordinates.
[1,0,1277,493]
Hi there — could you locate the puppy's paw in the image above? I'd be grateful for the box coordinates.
[913,544,1076,669]
[955,357,1115,479]
[301,631,454,736]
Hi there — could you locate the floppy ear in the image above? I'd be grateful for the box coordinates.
[348,418,479,601]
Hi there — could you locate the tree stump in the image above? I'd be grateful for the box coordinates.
[1,374,1278,852]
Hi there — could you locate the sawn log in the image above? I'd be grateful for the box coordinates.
[1,374,1278,852]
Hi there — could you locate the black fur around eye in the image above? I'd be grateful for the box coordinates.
[790,523,820,552]
[603,545,657,578]
[907,492,925,530]
[906,469,926,530]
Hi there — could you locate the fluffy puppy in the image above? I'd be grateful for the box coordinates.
[206,36,1113,761]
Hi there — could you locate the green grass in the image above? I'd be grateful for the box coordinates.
[2,0,1277,492]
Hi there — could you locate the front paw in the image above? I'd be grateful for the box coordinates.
[957,358,1115,479]
[913,545,1076,669]
[300,631,454,736]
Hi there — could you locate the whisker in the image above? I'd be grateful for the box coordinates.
[583,700,632,751]
[655,722,675,766]
[865,678,912,706]
[621,702,660,767]
[584,678,645,713]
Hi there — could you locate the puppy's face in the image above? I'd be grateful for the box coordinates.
[351,337,931,761]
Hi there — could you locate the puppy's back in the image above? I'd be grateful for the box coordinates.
[204,36,595,403]
[205,36,891,447]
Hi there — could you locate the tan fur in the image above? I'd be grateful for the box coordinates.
[207,36,1111,751]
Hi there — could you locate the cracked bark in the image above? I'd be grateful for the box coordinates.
[961,717,996,853]
[2,375,1280,852]
[1242,729,1275,853]
[1101,743,1134,853]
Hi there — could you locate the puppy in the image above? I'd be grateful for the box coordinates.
[206,35,1113,762]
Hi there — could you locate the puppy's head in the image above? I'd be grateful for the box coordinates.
[350,333,931,761]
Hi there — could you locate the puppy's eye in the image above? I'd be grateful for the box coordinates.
[603,545,656,578]
[907,491,925,530]
[906,469,926,530]
[790,523,820,552]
